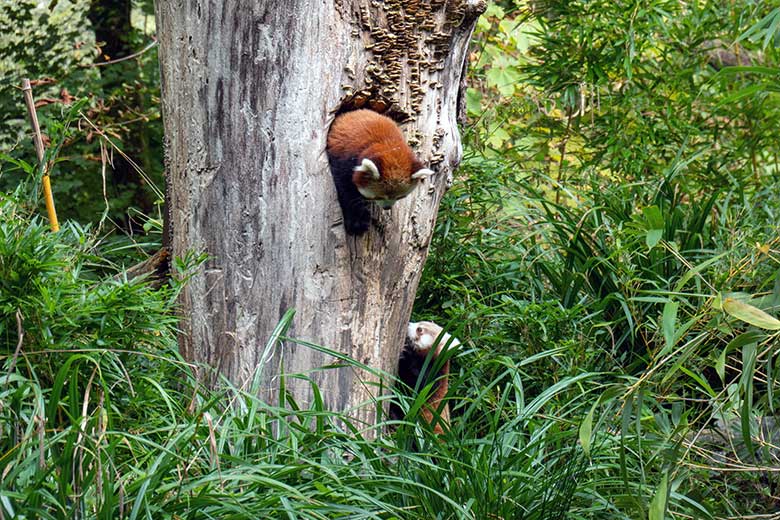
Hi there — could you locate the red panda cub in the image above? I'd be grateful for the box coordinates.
[326,110,434,235]
[397,320,461,434]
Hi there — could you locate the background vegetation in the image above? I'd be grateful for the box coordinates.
[2,0,779,518]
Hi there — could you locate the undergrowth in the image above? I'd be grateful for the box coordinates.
[3,1,780,518]
[0,194,591,519]
[3,166,778,517]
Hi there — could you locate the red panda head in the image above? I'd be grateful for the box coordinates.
[326,110,434,209]
[352,142,433,209]
[407,321,461,357]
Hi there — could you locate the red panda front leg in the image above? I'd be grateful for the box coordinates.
[327,155,371,235]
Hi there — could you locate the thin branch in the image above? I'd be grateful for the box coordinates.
[79,112,165,201]
[5,310,24,387]
[21,80,45,164]
[86,40,158,68]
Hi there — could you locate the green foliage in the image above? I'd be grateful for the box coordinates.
[0,193,184,517]
[0,202,602,518]
[3,0,780,518]
[0,193,702,518]
[414,0,780,517]
[0,0,162,224]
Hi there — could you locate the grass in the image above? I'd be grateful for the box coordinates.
[413,141,780,516]
[0,200,587,517]
[3,176,778,519]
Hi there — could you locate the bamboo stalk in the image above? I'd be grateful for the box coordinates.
[21,78,59,232]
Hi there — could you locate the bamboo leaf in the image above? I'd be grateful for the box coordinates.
[646,229,663,249]
[716,331,761,382]
[674,252,728,293]
[723,297,780,330]
[579,401,596,459]
[661,300,679,354]
[716,84,764,107]
[740,343,757,459]
[649,471,669,520]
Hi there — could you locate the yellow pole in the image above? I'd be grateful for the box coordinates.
[21,78,59,232]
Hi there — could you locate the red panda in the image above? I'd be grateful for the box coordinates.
[394,320,461,435]
[326,110,434,235]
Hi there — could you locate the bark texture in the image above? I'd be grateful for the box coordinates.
[155,0,485,427]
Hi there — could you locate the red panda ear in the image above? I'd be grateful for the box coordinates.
[411,168,434,180]
[354,158,381,180]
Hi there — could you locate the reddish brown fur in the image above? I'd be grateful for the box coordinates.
[327,110,420,181]
[326,109,430,234]
[405,321,460,435]
[421,359,451,435]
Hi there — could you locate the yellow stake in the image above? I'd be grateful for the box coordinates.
[21,78,59,232]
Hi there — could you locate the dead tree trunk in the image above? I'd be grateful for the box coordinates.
[154,0,484,427]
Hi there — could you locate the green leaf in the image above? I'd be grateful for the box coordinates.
[579,402,596,459]
[713,65,780,76]
[736,7,780,49]
[674,253,728,292]
[477,13,492,31]
[485,126,511,149]
[642,205,664,229]
[642,205,664,248]
[483,3,505,19]
[649,471,669,520]
[723,297,780,330]
[740,342,758,459]
[716,84,765,107]
[646,229,663,249]
[680,367,716,398]
[716,331,761,382]
[466,87,483,116]
[661,300,679,353]
[486,66,519,97]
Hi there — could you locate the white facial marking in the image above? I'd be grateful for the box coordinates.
[354,158,380,179]
[407,322,417,340]
[440,332,461,350]
[408,321,437,352]
[407,321,461,355]
[356,185,383,202]
[410,168,434,180]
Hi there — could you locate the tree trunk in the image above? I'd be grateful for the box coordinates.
[155,0,484,427]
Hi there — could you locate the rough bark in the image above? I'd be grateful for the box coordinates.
[155,0,485,427]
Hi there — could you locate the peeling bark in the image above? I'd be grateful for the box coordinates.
[155,0,485,427]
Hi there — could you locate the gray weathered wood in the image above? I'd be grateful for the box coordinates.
[155,0,485,427]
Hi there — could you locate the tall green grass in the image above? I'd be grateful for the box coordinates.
[415,136,780,516]
[0,191,706,519]
[3,168,778,517]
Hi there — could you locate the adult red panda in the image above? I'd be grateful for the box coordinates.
[326,110,434,235]
[394,320,461,435]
